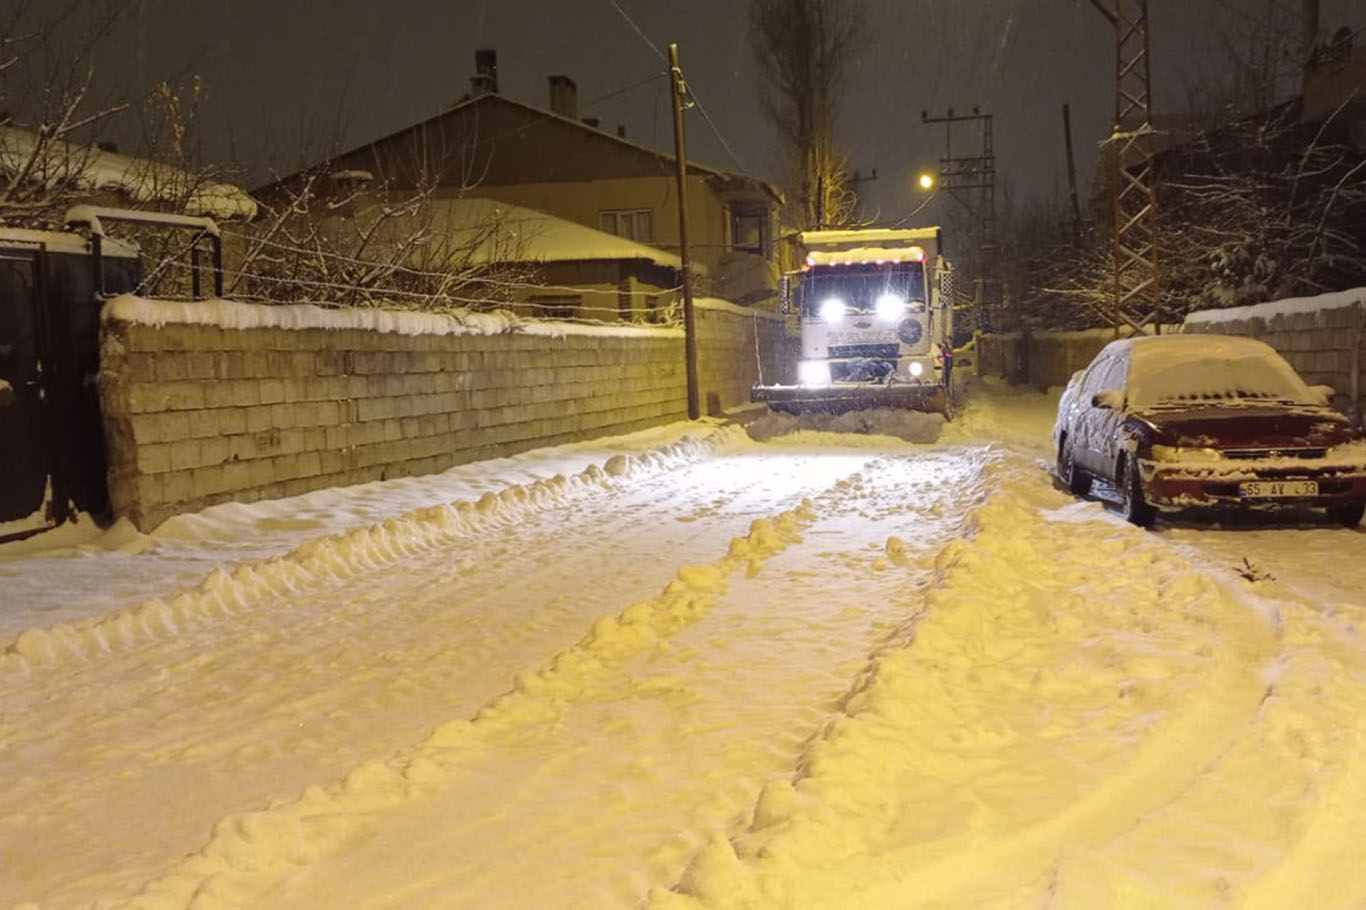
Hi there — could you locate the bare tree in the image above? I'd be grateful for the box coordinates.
[0,1,129,224]
[749,0,865,230]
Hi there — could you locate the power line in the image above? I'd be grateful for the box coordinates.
[606,0,667,62]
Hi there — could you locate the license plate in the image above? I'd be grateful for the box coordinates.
[1239,480,1318,498]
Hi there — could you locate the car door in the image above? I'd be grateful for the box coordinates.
[1090,351,1130,481]
[0,247,55,538]
[1071,355,1113,473]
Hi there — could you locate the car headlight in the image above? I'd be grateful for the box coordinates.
[875,293,906,321]
[1151,445,1223,462]
[819,297,846,324]
[799,360,832,387]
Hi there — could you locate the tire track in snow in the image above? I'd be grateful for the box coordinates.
[111,447,995,910]
[652,451,1287,910]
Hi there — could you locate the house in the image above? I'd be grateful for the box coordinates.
[415,196,696,322]
[257,51,783,309]
[0,125,257,222]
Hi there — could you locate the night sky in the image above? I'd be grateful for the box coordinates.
[22,0,1366,224]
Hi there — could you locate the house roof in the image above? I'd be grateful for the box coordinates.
[258,91,783,206]
[0,126,257,221]
[429,196,697,272]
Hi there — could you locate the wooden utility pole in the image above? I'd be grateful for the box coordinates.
[668,42,700,420]
[1062,103,1082,242]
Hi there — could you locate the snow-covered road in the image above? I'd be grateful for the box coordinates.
[4,385,1366,909]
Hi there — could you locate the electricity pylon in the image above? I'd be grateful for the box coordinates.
[1090,0,1162,335]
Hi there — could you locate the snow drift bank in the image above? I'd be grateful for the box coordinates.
[0,429,746,681]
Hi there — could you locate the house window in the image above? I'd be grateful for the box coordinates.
[730,208,768,257]
[527,294,581,320]
[599,209,653,243]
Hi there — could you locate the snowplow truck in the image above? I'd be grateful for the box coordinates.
[753,227,952,416]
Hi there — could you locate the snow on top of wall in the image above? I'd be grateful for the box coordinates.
[1184,287,1366,326]
[101,294,685,339]
[426,197,695,272]
[0,126,257,221]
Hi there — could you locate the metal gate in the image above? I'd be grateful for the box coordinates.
[0,247,55,537]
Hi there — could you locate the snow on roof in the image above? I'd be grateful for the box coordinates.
[800,227,940,247]
[1184,287,1366,326]
[0,126,257,221]
[805,246,928,267]
[0,226,138,259]
[426,197,696,272]
[1102,334,1315,408]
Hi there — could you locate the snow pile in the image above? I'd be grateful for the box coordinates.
[649,456,1366,909]
[0,429,744,681]
[746,407,944,443]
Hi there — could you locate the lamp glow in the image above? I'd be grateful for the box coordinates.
[909,361,925,377]
[799,360,832,387]
[918,173,936,190]
[875,293,906,321]
[819,297,847,323]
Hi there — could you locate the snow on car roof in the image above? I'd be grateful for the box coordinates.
[1112,334,1315,408]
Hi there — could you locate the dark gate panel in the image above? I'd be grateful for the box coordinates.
[0,248,55,536]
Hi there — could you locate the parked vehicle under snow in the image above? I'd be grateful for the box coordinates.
[1052,334,1366,527]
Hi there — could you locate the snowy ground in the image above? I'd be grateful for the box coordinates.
[4,378,1366,909]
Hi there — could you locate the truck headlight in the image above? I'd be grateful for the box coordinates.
[909,361,924,378]
[799,360,832,387]
[875,293,906,321]
[819,297,846,324]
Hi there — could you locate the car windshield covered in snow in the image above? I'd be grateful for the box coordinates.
[1126,337,1317,410]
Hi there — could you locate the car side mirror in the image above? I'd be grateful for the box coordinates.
[1091,389,1123,410]
[1310,384,1335,405]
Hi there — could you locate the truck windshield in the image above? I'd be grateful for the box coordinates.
[800,262,926,315]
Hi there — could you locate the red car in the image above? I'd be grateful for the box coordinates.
[1052,334,1366,527]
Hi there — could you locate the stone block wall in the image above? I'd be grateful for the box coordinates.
[100,303,792,530]
[1182,295,1366,419]
[974,329,1121,390]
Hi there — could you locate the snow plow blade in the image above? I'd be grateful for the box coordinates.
[752,383,949,416]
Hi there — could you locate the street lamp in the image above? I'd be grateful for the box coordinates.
[917,172,936,191]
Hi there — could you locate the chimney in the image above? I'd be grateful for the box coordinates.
[547,74,578,119]
[471,48,498,95]
[616,124,626,138]
[1304,0,1319,64]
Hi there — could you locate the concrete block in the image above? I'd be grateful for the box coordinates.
[168,439,201,472]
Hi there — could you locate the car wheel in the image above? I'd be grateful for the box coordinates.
[1056,437,1091,496]
[1327,502,1365,528]
[1119,455,1156,528]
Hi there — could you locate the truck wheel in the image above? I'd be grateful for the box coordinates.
[1119,456,1156,528]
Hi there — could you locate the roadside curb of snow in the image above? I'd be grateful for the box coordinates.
[0,427,748,682]
[114,469,833,909]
